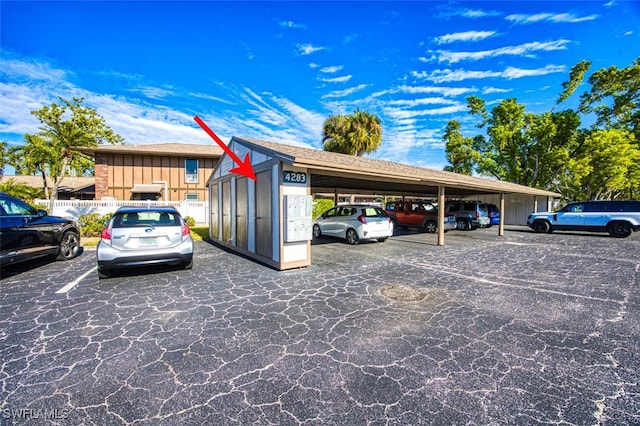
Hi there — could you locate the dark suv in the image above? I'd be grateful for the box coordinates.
[445,200,491,230]
[0,192,81,268]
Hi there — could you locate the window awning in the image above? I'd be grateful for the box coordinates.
[130,184,163,193]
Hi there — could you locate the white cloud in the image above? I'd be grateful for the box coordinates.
[396,85,477,97]
[322,84,369,99]
[320,75,352,83]
[384,104,467,120]
[319,65,343,73]
[0,54,71,83]
[482,86,512,94]
[279,20,306,29]
[506,12,598,24]
[129,85,175,100]
[434,39,570,64]
[414,64,565,83]
[502,64,565,78]
[386,97,459,107]
[189,92,236,105]
[297,43,325,55]
[434,30,497,44]
[453,8,501,19]
[0,54,327,150]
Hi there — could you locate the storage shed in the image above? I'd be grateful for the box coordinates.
[207,137,559,270]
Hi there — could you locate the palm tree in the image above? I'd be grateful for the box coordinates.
[0,178,45,203]
[0,141,7,179]
[322,110,382,156]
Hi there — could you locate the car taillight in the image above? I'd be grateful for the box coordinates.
[182,223,190,237]
[357,214,367,224]
[100,226,111,241]
[475,211,480,218]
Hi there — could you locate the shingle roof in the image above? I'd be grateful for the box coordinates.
[77,143,224,158]
[234,137,560,197]
[0,175,95,192]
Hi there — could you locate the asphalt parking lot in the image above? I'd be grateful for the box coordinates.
[1,227,639,425]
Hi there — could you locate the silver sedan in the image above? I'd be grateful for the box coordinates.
[96,206,193,278]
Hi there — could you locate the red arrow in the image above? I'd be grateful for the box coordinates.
[194,116,257,181]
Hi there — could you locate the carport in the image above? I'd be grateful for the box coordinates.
[207,137,559,270]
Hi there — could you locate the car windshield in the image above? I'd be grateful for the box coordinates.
[113,211,180,228]
[362,207,387,218]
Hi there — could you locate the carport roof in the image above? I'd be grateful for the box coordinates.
[233,137,560,198]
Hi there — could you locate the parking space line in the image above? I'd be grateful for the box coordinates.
[56,267,96,294]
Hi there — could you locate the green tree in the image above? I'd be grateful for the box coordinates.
[556,60,592,107]
[0,141,8,178]
[444,96,582,193]
[443,120,476,175]
[11,97,123,211]
[567,129,640,200]
[322,110,382,156]
[0,178,45,203]
[443,59,640,201]
[579,57,640,141]
[10,134,57,199]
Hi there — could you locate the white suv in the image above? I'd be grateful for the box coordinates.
[527,200,640,238]
[313,204,393,245]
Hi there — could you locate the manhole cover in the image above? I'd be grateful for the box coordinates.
[380,284,428,302]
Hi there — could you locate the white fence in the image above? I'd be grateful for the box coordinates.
[35,199,209,224]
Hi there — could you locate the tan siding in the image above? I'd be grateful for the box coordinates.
[91,146,219,202]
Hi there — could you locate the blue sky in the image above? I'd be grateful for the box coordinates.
[1,1,639,174]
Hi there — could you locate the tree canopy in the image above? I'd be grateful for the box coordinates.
[8,97,123,210]
[322,110,382,156]
[443,57,640,201]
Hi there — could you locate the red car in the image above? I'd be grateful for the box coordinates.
[385,201,457,233]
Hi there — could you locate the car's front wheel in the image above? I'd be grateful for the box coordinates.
[56,230,81,260]
[607,221,632,238]
[532,220,551,234]
[345,228,359,245]
[313,224,322,238]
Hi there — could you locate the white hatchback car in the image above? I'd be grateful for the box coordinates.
[312,204,393,245]
[96,206,193,278]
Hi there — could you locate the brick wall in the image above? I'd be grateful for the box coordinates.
[94,154,109,200]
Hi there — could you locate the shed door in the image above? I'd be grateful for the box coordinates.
[255,170,272,259]
[210,184,219,239]
[222,180,231,242]
[236,177,248,250]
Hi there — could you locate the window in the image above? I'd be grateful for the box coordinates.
[0,195,38,215]
[564,203,584,213]
[185,159,198,183]
[363,207,387,218]
[324,208,337,218]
